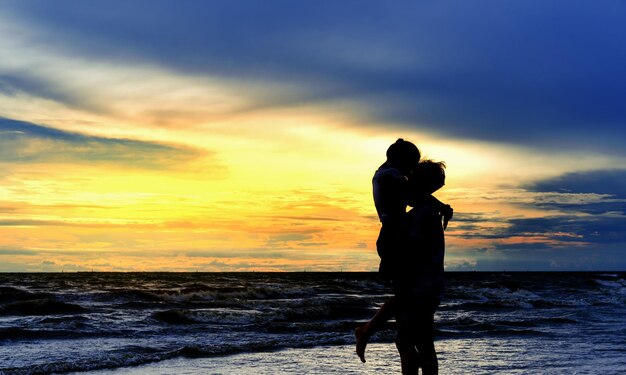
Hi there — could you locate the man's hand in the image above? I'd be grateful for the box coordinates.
[441,204,453,230]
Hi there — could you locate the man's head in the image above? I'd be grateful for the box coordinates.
[386,138,420,174]
[411,160,446,195]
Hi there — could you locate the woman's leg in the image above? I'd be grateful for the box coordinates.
[355,296,396,362]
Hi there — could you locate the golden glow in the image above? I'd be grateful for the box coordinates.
[2,13,624,271]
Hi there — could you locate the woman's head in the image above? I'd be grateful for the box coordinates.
[411,160,446,195]
[386,138,420,174]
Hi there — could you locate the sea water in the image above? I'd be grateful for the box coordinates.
[1,272,625,374]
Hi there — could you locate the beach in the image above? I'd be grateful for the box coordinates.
[2,272,625,374]
[86,344,400,375]
[87,337,625,375]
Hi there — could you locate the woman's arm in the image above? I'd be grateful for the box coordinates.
[426,195,453,229]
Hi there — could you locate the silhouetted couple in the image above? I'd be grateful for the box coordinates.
[355,139,452,375]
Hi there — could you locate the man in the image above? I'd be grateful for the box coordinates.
[355,139,452,364]
[394,160,447,375]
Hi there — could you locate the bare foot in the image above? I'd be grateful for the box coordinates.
[355,325,370,363]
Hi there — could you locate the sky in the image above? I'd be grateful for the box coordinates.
[1,0,625,272]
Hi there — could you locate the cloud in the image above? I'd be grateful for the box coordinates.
[453,211,606,243]
[459,168,626,237]
[3,1,626,152]
[528,169,626,197]
[0,248,38,255]
[0,73,87,112]
[0,117,210,169]
[2,2,625,272]
[453,211,626,247]
[473,244,626,271]
[525,169,626,214]
[266,233,315,245]
[447,169,626,254]
[506,169,626,247]
[506,214,626,245]
[258,215,342,222]
[0,219,62,227]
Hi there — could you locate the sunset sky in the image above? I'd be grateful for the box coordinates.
[1,1,625,271]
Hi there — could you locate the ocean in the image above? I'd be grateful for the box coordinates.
[1,272,625,374]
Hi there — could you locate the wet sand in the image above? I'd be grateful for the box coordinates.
[83,336,626,375]
[85,343,400,375]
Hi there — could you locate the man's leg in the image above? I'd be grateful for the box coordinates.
[395,335,420,375]
[394,295,421,375]
[415,305,438,375]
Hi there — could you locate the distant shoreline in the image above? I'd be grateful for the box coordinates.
[1,270,624,274]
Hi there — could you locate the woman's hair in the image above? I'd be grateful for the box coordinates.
[412,160,446,193]
[386,138,420,169]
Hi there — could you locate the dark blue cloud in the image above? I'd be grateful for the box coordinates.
[3,1,626,151]
[452,214,626,245]
[0,74,79,108]
[0,117,207,168]
[0,74,104,114]
[451,170,626,253]
[507,216,625,245]
[526,169,626,215]
[528,170,626,198]
[446,170,626,271]
[450,215,626,271]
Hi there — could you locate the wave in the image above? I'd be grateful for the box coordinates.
[151,309,209,325]
[0,287,51,304]
[483,328,548,336]
[594,278,626,289]
[154,285,319,303]
[438,315,578,332]
[446,289,541,309]
[96,284,324,307]
[0,298,88,316]
[1,350,165,375]
[0,327,88,341]
[100,289,165,303]
[445,282,626,309]
[149,296,373,327]
[1,333,354,375]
